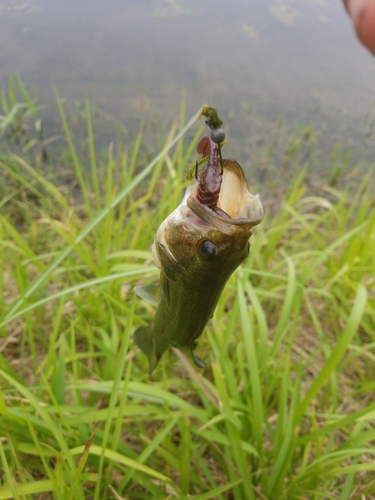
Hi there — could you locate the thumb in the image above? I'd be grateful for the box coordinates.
[344,0,375,56]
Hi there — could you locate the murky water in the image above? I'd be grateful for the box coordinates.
[1,0,375,164]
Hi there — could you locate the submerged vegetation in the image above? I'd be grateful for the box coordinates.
[0,77,374,499]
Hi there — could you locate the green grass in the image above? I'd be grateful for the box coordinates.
[0,80,375,499]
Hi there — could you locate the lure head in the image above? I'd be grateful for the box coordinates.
[152,158,264,281]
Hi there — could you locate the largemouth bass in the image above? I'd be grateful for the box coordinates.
[135,109,263,373]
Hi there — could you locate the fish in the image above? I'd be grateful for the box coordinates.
[134,129,263,374]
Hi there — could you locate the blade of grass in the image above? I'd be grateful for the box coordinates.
[237,279,264,451]
[69,444,174,484]
[0,268,158,329]
[296,283,367,422]
[0,441,20,500]
[8,153,69,210]
[177,478,244,500]
[85,100,101,211]
[0,480,54,500]
[93,299,135,499]
[55,90,93,217]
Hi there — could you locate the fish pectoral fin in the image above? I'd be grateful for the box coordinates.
[134,283,162,306]
[191,349,207,369]
[134,326,160,374]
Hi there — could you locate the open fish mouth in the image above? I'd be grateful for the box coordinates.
[187,159,264,231]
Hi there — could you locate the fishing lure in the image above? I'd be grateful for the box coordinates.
[199,105,226,172]
[195,136,229,219]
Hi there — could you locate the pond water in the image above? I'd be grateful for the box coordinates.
[1,0,375,165]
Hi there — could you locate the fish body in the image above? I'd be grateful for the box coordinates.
[135,142,263,373]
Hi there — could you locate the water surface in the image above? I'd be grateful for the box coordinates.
[1,0,375,164]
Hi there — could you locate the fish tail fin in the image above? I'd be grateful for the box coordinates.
[134,326,159,374]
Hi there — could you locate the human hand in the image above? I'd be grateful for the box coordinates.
[343,0,375,55]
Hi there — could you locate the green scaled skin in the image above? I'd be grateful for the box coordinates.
[134,107,263,374]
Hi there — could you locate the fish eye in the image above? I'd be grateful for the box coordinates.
[198,240,218,261]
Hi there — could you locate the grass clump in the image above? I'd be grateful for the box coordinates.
[0,80,375,499]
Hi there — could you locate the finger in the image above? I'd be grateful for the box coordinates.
[344,0,375,56]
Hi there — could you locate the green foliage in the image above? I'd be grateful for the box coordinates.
[0,80,375,499]
[0,74,47,163]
